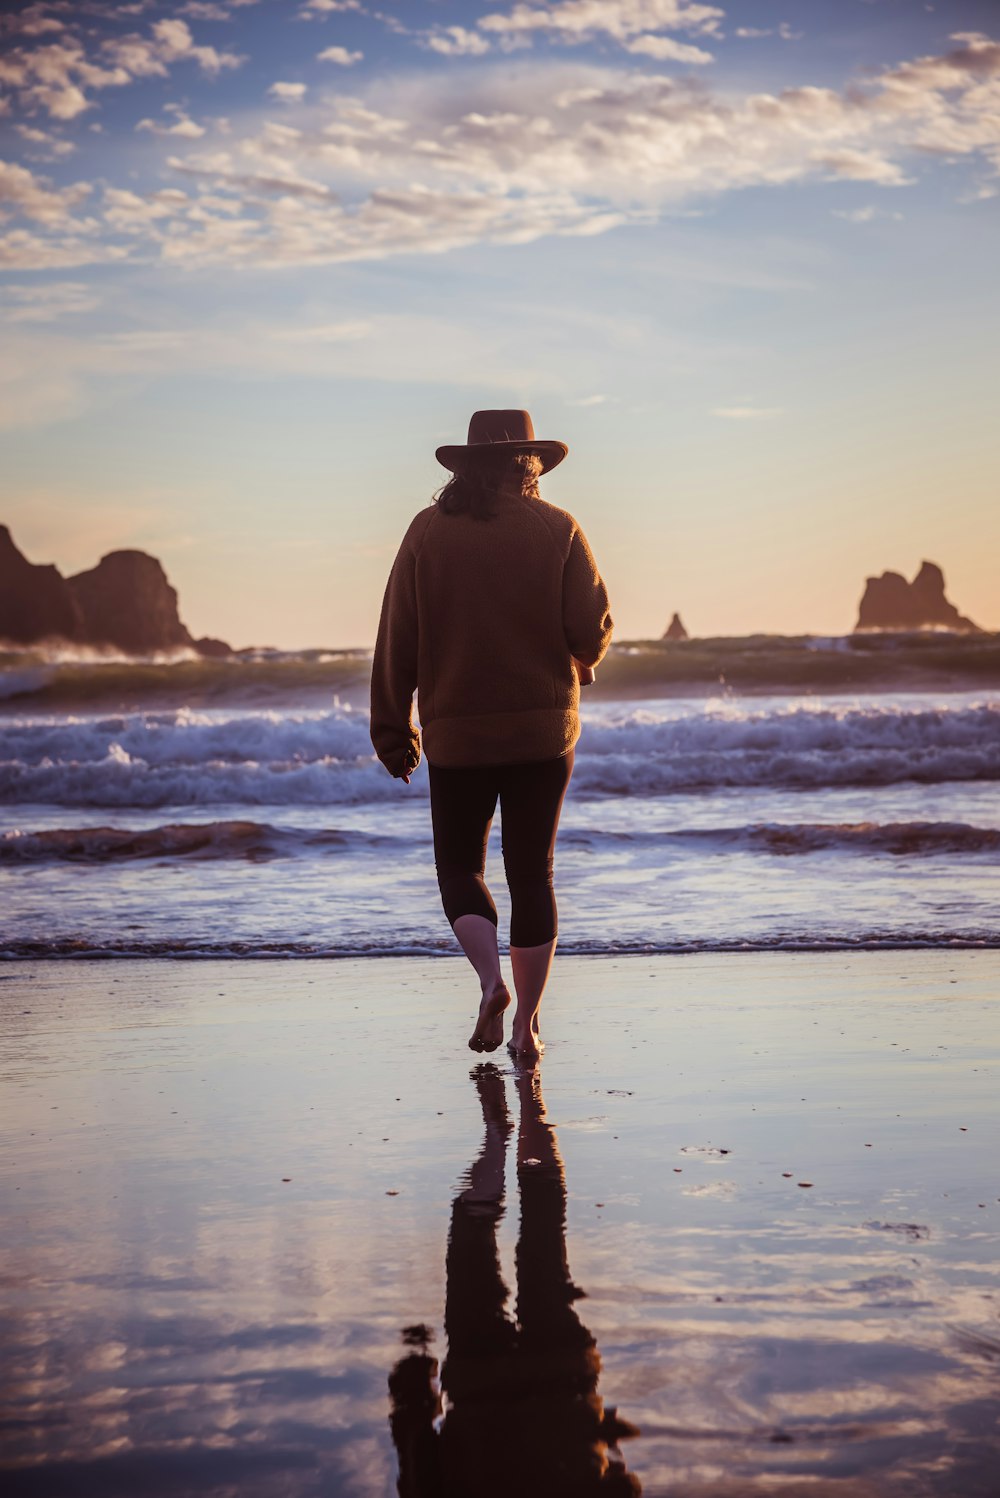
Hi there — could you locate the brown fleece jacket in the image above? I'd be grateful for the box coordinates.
[370,495,613,774]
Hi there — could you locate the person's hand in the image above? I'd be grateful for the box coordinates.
[574,659,596,686]
[400,772,411,784]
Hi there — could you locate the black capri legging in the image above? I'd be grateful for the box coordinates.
[428,751,574,948]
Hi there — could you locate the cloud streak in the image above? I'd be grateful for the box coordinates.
[2,31,999,271]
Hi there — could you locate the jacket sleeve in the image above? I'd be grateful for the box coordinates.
[370,524,422,779]
[562,525,613,668]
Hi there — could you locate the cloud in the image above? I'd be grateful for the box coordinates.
[102,185,190,233]
[737,22,812,44]
[104,18,244,79]
[167,147,337,201]
[270,319,372,342]
[153,169,628,268]
[477,0,724,55]
[268,81,309,101]
[177,2,233,18]
[831,204,903,222]
[0,302,594,435]
[298,0,362,17]
[317,46,363,65]
[712,406,783,420]
[0,159,92,224]
[421,27,492,58]
[0,227,131,271]
[14,123,76,158]
[136,108,206,138]
[0,18,244,120]
[176,0,261,10]
[623,33,713,63]
[0,5,65,39]
[0,281,100,323]
[5,31,1000,273]
[816,148,913,186]
[0,42,129,121]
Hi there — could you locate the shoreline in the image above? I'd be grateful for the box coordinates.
[3,935,1000,960]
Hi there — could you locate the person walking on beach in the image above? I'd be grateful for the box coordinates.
[370,410,613,1060]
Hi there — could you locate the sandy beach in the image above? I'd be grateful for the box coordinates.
[2,950,998,1495]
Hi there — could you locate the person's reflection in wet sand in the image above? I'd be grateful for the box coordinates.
[389,1063,641,1496]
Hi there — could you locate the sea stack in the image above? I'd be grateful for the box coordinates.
[663,612,689,641]
[0,523,231,656]
[68,550,196,656]
[855,561,982,633]
[0,525,83,645]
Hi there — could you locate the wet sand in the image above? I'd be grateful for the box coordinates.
[1,952,998,1496]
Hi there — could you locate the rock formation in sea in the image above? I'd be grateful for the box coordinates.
[855,561,982,633]
[0,524,231,655]
[662,612,689,641]
[0,525,83,645]
[68,550,196,656]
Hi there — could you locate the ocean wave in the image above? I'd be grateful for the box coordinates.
[0,699,998,807]
[2,932,997,959]
[0,649,372,709]
[0,820,400,864]
[573,700,1000,793]
[0,667,52,701]
[564,821,1000,857]
[3,818,999,865]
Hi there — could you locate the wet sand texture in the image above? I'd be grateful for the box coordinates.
[1,951,998,1495]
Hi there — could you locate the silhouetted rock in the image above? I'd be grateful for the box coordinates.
[0,524,231,655]
[855,561,982,633]
[662,612,689,641]
[68,550,196,655]
[193,635,232,659]
[0,525,83,645]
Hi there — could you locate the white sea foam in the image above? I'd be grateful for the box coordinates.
[1,698,997,807]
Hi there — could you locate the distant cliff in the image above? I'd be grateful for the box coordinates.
[0,525,230,656]
[855,562,982,634]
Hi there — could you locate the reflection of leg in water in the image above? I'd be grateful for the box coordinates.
[389,1064,640,1497]
[444,1064,518,1369]
[515,1067,593,1354]
[513,1069,641,1495]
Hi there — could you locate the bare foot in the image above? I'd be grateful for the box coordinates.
[507,1008,543,1062]
[469,981,511,1053]
[507,1027,543,1064]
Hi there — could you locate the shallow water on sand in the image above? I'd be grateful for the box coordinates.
[1,953,999,1495]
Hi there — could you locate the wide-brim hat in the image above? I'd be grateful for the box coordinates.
[435,409,568,475]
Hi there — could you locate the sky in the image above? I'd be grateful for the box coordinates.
[1,0,998,648]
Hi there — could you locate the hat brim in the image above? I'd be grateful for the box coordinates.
[435,439,568,475]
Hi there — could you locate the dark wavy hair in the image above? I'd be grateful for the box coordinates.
[434,450,543,522]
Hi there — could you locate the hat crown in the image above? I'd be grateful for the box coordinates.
[435,408,567,474]
[466,409,536,446]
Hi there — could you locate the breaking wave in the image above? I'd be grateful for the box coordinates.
[0,698,998,807]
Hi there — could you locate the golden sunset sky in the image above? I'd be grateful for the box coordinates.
[2,0,998,645]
